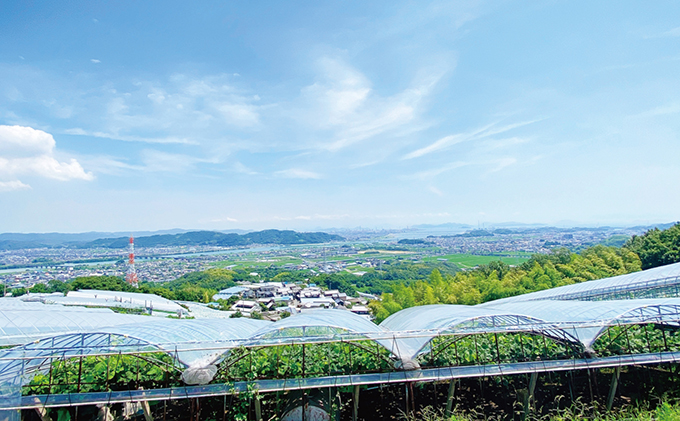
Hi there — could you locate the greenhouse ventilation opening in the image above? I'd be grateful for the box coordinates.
[1,261,680,420]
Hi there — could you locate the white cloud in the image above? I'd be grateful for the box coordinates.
[217,103,259,127]
[274,168,322,179]
[645,26,680,39]
[64,128,195,144]
[402,119,541,160]
[481,137,531,151]
[0,125,55,156]
[636,102,680,117]
[0,125,93,188]
[233,162,258,175]
[0,180,31,192]
[90,59,101,64]
[140,149,216,173]
[297,57,447,152]
[665,27,680,37]
[405,160,469,180]
[402,134,464,159]
[205,216,238,223]
[59,74,264,148]
[487,157,517,173]
[428,186,444,196]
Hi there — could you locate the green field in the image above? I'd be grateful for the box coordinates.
[213,256,304,269]
[424,253,531,268]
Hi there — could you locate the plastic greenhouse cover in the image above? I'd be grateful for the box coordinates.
[485,261,680,304]
[481,298,680,347]
[379,304,551,359]
[57,289,186,313]
[97,318,271,367]
[0,309,149,346]
[250,309,385,340]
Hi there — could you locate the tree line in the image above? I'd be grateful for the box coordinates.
[369,222,680,322]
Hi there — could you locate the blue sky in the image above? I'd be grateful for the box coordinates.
[1,1,679,232]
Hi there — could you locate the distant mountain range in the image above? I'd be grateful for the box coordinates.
[0,229,343,250]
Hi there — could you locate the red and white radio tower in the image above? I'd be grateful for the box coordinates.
[126,236,139,288]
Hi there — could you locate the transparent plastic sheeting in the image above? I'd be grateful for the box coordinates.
[41,289,186,314]
[0,307,149,346]
[486,261,680,303]
[5,299,680,364]
[0,318,270,380]
[249,309,386,342]
[481,298,680,348]
[8,350,680,410]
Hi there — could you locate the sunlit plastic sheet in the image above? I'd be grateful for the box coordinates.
[486,262,680,303]
[249,309,387,345]
[0,318,270,373]
[44,290,187,314]
[9,350,680,410]
[0,318,271,408]
[481,298,680,348]
[0,298,60,309]
[379,304,569,360]
[0,308,149,346]
[98,318,270,367]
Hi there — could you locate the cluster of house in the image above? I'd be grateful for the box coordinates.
[211,282,372,320]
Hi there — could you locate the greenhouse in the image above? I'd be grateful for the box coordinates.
[3,262,680,420]
[489,261,680,303]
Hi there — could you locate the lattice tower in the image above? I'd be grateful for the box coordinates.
[126,236,138,288]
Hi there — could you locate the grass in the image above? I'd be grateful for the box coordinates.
[423,253,531,269]
[400,400,680,421]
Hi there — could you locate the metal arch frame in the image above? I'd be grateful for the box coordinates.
[0,332,175,389]
[244,324,396,353]
[524,275,680,302]
[586,304,680,348]
[402,314,585,361]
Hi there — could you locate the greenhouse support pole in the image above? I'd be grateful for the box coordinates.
[34,407,52,421]
[254,396,262,421]
[521,372,538,421]
[141,400,153,421]
[606,367,621,411]
[353,385,360,421]
[444,379,457,417]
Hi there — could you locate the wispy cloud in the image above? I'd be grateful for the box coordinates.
[0,180,31,192]
[487,157,517,173]
[481,137,531,151]
[295,57,449,152]
[63,128,196,144]
[644,26,680,39]
[274,168,322,179]
[52,73,264,149]
[402,134,465,160]
[635,102,680,117]
[405,160,469,180]
[428,186,444,196]
[140,149,218,173]
[402,119,541,160]
[232,162,258,175]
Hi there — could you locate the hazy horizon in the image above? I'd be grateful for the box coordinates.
[0,219,675,236]
[1,1,679,232]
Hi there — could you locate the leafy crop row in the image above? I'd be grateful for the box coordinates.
[22,324,680,396]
